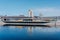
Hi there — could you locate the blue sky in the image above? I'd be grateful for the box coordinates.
[0,0,60,17]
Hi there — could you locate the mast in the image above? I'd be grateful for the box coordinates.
[39,13,43,20]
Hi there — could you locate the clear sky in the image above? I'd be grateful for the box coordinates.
[0,0,60,17]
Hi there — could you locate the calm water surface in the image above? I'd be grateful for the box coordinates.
[0,25,60,40]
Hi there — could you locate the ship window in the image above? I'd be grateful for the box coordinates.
[4,19,6,21]
[23,19,32,22]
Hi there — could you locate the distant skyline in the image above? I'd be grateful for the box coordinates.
[0,0,60,17]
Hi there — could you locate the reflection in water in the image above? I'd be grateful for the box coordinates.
[27,27,33,35]
[28,27,32,33]
[3,24,51,27]
[16,26,23,28]
[0,25,60,40]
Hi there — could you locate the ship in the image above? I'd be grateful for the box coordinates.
[0,9,50,26]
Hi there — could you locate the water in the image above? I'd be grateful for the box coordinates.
[0,25,60,40]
